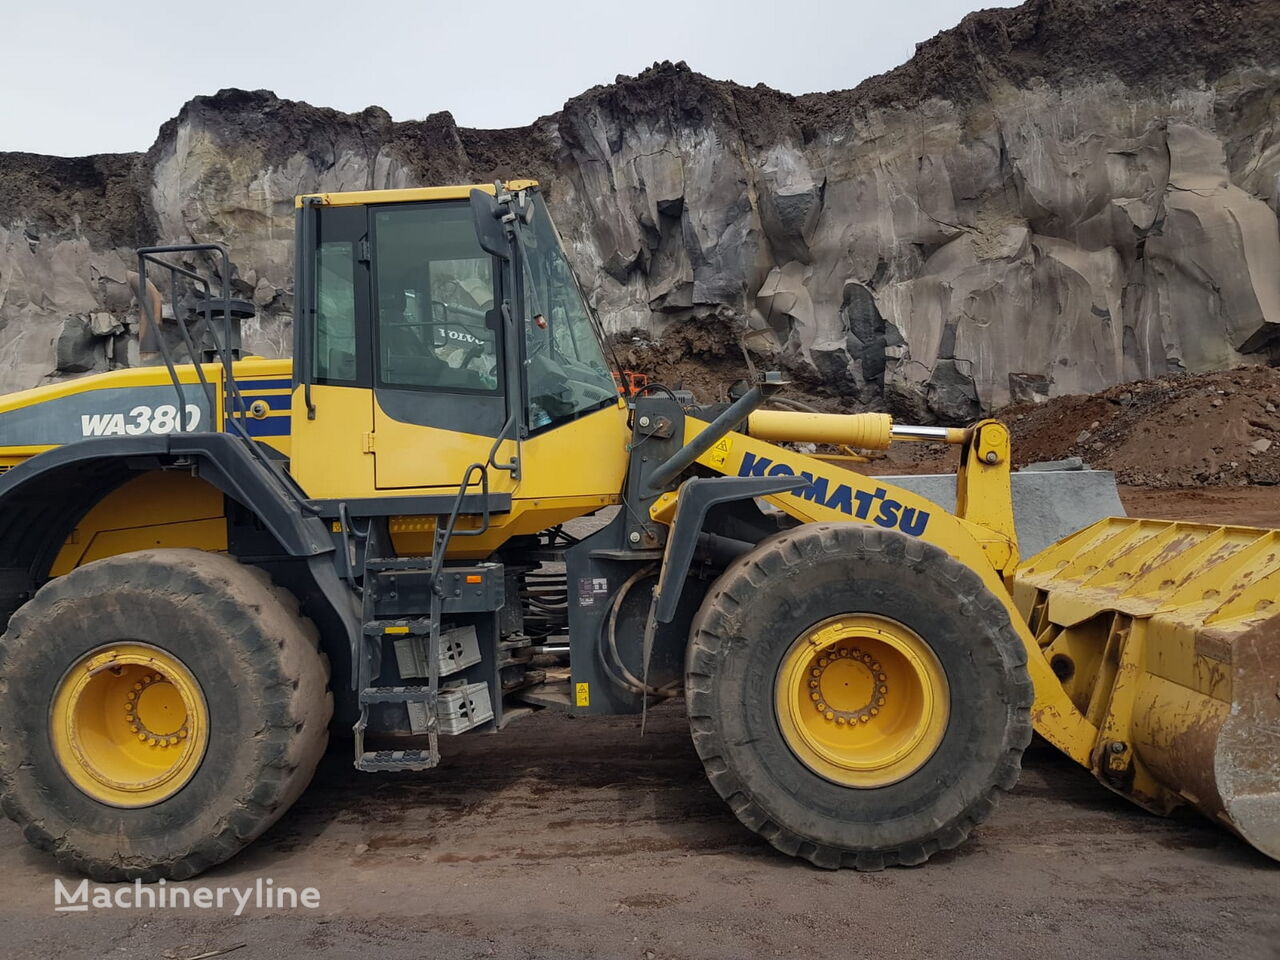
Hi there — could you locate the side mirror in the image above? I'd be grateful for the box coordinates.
[470,189,510,260]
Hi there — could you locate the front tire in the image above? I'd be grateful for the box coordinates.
[686,523,1032,869]
[0,549,332,880]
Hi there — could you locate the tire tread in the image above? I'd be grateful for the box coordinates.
[0,549,332,881]
[685,523,1033,870]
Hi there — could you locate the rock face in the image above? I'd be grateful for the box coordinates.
[2,0,1279,420]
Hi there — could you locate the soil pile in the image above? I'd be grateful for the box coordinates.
[1002,366,1280,486]
[612,324,864,409]
[611,325,752,404]
[875,365,1280,487]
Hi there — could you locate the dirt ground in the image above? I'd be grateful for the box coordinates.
[0,485,1277,960]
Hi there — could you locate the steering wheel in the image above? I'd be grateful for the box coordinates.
[460,340,489,367]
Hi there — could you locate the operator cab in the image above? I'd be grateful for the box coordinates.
[290,182,620,497]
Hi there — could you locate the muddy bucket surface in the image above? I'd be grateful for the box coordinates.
[1015,517,1280,861]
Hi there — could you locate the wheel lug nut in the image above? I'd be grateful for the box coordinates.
[825,711,834,720]
[876,697,885,706]
[878,673,887,681]
[870,708,879,716]
[879,686,888,694]
[137,732,147,741]
[859,715,870,723]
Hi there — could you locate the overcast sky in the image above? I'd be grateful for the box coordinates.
[5,0,1019,157]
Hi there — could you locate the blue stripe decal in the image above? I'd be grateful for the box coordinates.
[229,416,291,438]
[234,379,294,392]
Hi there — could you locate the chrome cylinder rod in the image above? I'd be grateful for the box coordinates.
[890,424,967,443]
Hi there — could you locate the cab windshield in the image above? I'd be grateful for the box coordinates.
[519,194,617,431]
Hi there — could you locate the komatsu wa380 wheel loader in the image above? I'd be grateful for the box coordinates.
[0,181,1275,880]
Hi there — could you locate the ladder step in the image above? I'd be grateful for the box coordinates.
[356,749,438,772]
[360,685,436,705]
[364,556,434,572]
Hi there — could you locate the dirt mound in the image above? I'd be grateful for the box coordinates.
[0,152,151,248]
[611,322,751,404]
[1003,366,1280,487]
[879,365,1280,485]
[612,319,861,409]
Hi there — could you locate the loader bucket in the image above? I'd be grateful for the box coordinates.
[1013,517,1280,861]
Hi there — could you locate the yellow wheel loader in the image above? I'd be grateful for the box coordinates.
[0,181,1275,880]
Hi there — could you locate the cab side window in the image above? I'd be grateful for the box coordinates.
[314,241,357,382]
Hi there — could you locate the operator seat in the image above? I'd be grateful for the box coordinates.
[379,290,486,391]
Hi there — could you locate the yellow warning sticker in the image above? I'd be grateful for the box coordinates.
[708,436,733,468]
[575,682,590,708]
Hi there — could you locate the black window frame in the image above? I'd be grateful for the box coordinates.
[518,194,618,437]
[309,204,373,389]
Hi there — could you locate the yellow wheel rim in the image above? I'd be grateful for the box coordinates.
[50,643,209,807]
[775,614,949,788]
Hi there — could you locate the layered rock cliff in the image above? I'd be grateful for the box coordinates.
[2,0,1278,420]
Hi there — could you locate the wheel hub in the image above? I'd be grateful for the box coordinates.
[50,643,209,807]
[809,646,888,724]
[127,675,190,746]
[776,614,949,788]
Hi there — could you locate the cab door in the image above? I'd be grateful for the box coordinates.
[366,199,516,492]
[289,204,378,500]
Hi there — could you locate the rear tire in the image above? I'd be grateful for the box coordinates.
[0,548,332,880]
[686,523,1032,869]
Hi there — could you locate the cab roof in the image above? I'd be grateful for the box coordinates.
[294,180,539,208]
